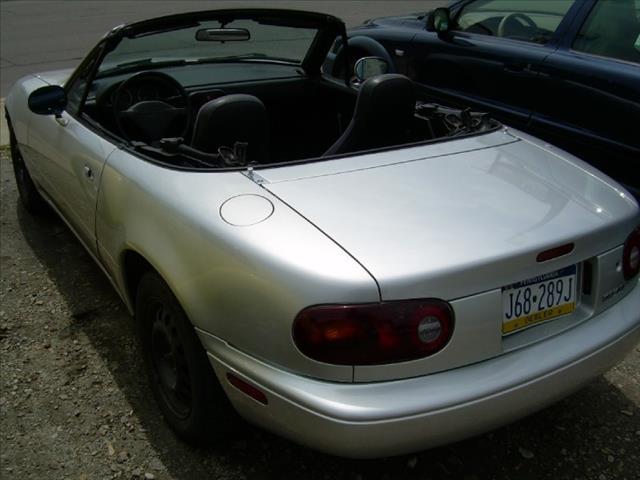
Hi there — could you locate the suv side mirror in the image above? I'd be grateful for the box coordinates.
[426,8,452,35]
[28,85,67,117]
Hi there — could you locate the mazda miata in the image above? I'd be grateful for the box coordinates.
[5,9,640,458]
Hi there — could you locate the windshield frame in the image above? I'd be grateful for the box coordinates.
[62,8,348,146]
[98,9,346,79]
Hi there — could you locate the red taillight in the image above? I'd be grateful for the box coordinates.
[623,226,640,280]
[292,300,454,365]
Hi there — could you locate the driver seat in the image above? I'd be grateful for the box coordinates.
[323,74,416,156]
[191,94,269,163]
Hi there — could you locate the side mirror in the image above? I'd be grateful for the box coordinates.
[28,85,67,117]
[426,8,452,35]
[354,56,390,82]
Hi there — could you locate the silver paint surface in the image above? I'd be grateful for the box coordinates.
[202,284,640,457]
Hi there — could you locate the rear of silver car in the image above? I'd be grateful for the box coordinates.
[197,128,640,458]
[202,289,639,457]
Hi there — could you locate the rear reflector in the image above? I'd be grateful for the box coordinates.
[623,226,640,280]
[226,373,268,405]
[537,243,574,262]
[293,299,454,365]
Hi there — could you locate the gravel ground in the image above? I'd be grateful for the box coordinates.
[1,146,639,480]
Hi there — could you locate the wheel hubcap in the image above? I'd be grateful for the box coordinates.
[150,304,192,419]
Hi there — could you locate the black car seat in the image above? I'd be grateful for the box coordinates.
[191,94,269,163]
[323,74,416,156]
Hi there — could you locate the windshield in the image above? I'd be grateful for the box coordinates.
[99,18,318,74]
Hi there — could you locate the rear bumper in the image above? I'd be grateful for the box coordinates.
[200,285,640,458]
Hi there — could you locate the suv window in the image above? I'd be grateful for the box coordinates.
[573,0,640,64]
[455,0,574,44]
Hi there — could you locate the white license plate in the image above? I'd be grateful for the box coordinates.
[502,265,577,335]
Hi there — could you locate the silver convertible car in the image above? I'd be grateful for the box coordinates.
[5,9,640,458]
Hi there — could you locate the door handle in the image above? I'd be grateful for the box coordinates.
[504,62,525,72]
[504,62,535,74]
[83,165,94,181]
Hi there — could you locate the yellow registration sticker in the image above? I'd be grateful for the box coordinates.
[502,265,577,335]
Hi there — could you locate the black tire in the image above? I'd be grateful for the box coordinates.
[8,118,47,214]
[136,271,234,444]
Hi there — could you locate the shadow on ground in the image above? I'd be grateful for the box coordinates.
[16,201,640,480]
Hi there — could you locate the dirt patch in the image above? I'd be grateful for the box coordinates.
[1,147,639,480]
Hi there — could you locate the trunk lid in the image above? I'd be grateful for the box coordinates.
[262,131,638,302]
[261,130,638,381]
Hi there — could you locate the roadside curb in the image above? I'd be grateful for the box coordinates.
[0,98,8,147]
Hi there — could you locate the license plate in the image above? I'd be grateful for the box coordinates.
[502,265,577,335]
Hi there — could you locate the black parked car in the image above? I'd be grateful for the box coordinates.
[327,0,640,197]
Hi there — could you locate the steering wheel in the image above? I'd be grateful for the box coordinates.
[113,71,189,143]
[497,12,537,38]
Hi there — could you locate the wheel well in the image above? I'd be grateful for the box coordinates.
[5,110,17,147]
[123,250,155,306]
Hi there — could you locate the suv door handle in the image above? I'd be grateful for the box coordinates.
[504,62,537,76]
[83,165,94,181]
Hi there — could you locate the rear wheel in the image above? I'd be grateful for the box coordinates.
[136,271,235,444]
[8,120,47,214]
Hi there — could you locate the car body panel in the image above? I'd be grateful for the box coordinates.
[257,128,515,183]
[10,71,116,253]
[27,110,117,252]
[96,148,380,382]
[262,126,639,382]
[265,130,638,303]
[91,126,637,384]
[4,76,55,156]
[531,47,640,189]
[407,31,552,127]
[202,283,640,457]
[34,68,74,87]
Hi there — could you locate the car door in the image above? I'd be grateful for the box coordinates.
[530,0,640,193]
[410,0,577,128]
[27,50,118,255]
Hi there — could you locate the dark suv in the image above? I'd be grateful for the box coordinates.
[330,0,640,196]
